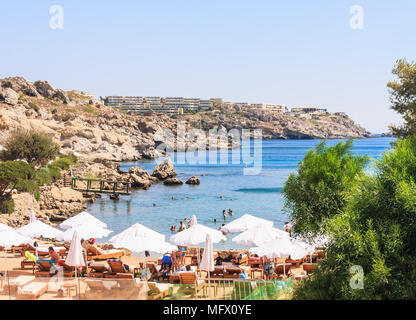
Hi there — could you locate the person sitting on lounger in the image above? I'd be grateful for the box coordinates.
[47,247,60,264]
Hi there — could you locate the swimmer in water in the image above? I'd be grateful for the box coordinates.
[153,203,156,207]
[223,210,227,220]
[170,225,177,232]
[220,195,223,199]
[171,196,175,200]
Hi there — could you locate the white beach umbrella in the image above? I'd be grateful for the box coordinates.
[220,214,273,233]
[232,225,289,247]
[170,223,226,247]
[189,215,197,227]
[59,211,108,230]
[129,238,177,258]
[249,238,309,260]
[0,229,32,247]
[65,230,85,298]
[17,220,62,239]
[0,223,14,232]
[109,223,165,249]
[200,234,214,278]
[56,223,112,242]
[65,231,86,267]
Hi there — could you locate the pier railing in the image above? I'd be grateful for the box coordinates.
[68,166,131,196]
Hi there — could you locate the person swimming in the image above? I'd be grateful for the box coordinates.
[228,209,234,216]
[223,210,227,220]
[179,221,186,232]
[170,225,177,232]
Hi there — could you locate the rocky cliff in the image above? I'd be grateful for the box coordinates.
[180,106,372,140]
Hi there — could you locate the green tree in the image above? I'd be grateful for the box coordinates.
[0,160,35,196]
[387,59,416,138]
[293,137,416,299]
[283,140,369,238]
[0,129,60,166]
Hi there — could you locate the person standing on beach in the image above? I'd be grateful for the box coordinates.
[223,210,227,221]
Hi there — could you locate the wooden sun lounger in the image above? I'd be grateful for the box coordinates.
[3,276,35,293]
[104,260,134,279]
[87,263,108,278]
[84,279,118,300]
[302,263,317,274]
[147,282,171,300]
[34,260,57,277]
[87,246,124,260]
[178,272,205,298]
[16,282,48,300]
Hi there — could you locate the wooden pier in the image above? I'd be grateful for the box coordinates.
[69,168,131,196]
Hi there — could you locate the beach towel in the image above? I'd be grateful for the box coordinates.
[25,251,37,263]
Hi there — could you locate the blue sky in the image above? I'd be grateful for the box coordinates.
[1,1,415,133]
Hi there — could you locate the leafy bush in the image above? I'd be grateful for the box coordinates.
[36,168,53,186]
[0,195,14,214]
[46,165,62,181]
[283,140,369,238]
[293,137,416,299]
[0,129,60,165]
[51,157,72,170]
[0,160,35,198]
[1,81,12,89]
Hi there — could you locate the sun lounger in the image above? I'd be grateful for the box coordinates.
[16,281,48,299]
[302,263,317,274]
[224,266,243,279]
[147,282,171,300]
[88,263,109,278]
[178,272,204,298]
[34,260,57,277]
[84,279,118,299]
[3,275,35,293]
[285,257,304,268]
[87,246,124,260]
[104,259,134,279]
[271,263,292,279]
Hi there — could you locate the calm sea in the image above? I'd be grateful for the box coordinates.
[86,137,394,250]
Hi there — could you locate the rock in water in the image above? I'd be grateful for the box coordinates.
[163,178,183,186]
[186,176,200,185]
[152,159,176,180]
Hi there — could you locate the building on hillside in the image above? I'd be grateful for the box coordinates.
[199,99,212,110]
[183,98,200,112]
[291,107,327,114]
[251,103,287,113]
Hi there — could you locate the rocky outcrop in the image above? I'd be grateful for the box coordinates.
[39,186,85,223]
[128,166,158,189]
[186,176,200,185]
[152,159,176,180]
[163,177,183,185]
[0,87,19,105]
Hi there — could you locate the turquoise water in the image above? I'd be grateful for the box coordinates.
[86,138,394,250]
